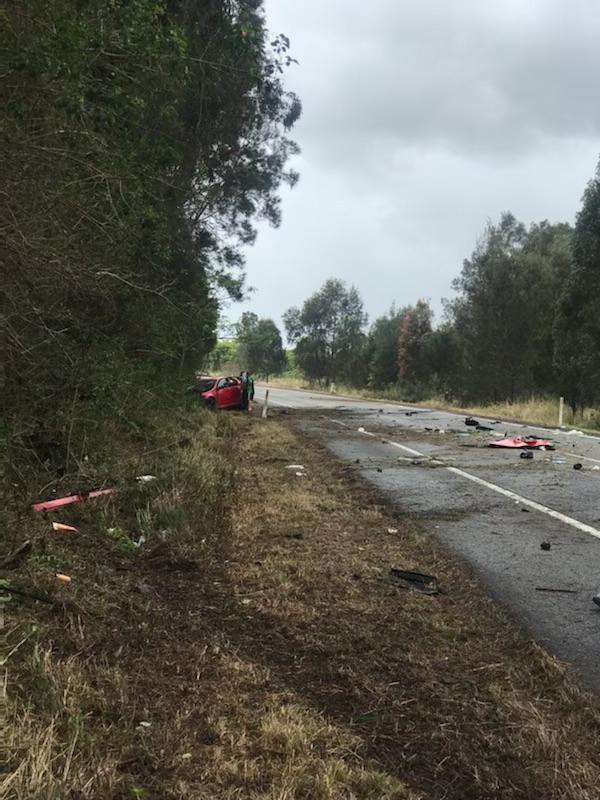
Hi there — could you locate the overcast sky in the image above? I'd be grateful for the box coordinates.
[229,0,600,333]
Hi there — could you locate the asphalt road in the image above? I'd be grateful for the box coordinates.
[255,384,600,691]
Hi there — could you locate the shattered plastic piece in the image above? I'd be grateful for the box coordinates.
[134,535,146,548]
[33,488,115,513]
[520,451,534,460]
[535,587,577,594]
[489,437,553,450]
[387,527,398,534]
[540,541,551,551]
[52,522,79,532]
[285,465,305,470]
[476,424,492,432]
[389,568,438,595]
[295,471,305,477]
[593,594,600,608]
[136,475,157,484]
[573,463,583,470]
[55,573,71,583]
[358,427,365,433]
[465,417,479,426]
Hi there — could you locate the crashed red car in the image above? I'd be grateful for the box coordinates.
[192,376,243,410]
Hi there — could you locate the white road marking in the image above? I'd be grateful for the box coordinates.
[329,419,600,542]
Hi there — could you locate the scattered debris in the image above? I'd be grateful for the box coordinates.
[285,464,305,470]
[465,417,479,427]
[593,594,600,608]
[521,508,530,513]
[52,522,79,532]
[520,451,534,460]
[405,410,425,416]
[354,458,361,464]
[551,456,566,464]
[540,541,551,551]
[0,540,32,570]
[535,587,577,594]
[136,475,157,484]
[0,583,53,604]
[55,573,72,583]
[489,437,554,450]
[33,487,115,513]
[389,568,439,595]
[476,424,493,432]
[295,471,305,477]
[358,427,365,433]
[376,467,383,473]
[573,463,583,470]
[387,527,398,534]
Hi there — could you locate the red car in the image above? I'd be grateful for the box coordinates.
[193,376,243,410]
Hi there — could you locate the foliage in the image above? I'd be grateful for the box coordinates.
[554,158,600,413]
[236,313,286,379]
[397,300,433,394]
[367,306,409,388]
[283,279,368,385]
[1,0,300,484]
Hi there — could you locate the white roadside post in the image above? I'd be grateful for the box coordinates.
[262,389,269,419]
[559,396,564,428]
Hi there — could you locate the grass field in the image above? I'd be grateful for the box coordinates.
[5,407,600,798]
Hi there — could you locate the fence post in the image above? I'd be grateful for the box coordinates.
[262,389,269,419]
[558,396,564,428]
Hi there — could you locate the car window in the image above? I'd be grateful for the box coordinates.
[217,378,227,389]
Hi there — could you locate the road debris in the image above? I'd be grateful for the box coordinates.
[593,594,600,608]
[52,522,79,532]
[33,487,115,513]
[285,464,305,470]
[520,451,534,460]
[489,437,554,450]
[573,463,583,470]
[476,424,493,432]
[535,587,577,594]
[55,573,72,583]
[465,417,479,427]
[136,475,157,484]
[389,568,439,595]
[540,541,551,551]
[387,527,398,534]
[0,540,32,570]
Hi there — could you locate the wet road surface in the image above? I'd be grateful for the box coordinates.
[255,385,600,691]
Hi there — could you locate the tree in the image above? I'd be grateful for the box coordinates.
[283,279,368,385]
[397,300,433,395]
[237,315,286,380]
[367,306,409,388]
[554,158,600,414]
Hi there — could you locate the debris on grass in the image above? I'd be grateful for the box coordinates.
[55,573,71,583]
[52,522,79,532]
[32,487,115,512]
[573,463,583,470]
[136,475,157,483]
[389,567,439,595]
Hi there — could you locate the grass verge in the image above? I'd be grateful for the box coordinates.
[4,408,600,798]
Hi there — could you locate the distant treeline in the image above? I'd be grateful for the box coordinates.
[282,157,600,413]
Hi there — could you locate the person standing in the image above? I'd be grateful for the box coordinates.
[240,370,254,411]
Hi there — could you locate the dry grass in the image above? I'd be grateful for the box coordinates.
[4,409,600,799]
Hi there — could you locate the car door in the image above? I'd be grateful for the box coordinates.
[216,377,237,408]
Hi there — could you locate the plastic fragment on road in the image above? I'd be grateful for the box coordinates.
[536,586,577,594]
[358,426,365,433]
[520,451,534,460]
[540,541,551,551]
[55,573,71,583]
[33,487,115,513]
[593,594,600,607]
[284,464,304,470]
[136,475,157,484]
[389,568,438,595]
[465,417,479,426]
[52,522,79,532]
[573,463,583,470]
[489,437,553,450]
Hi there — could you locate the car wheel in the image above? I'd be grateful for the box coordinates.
[205,398,216,411]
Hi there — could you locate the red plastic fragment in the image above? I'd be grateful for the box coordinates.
[489,437,553,449]
[32,488,115,513]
